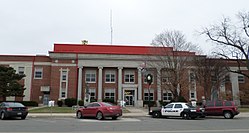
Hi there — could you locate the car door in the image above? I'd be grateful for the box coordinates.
[172,104,184,117]
[83,103,93,116]
[205,101,215,115]
[90,103,101,116]
[161,103,174,116]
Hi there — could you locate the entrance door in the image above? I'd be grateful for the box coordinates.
[125,95,134,106]
[43,94,50,105]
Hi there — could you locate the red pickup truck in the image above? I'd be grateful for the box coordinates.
[204,100,239,119]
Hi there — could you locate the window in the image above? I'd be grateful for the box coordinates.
[144,92,154,101]
[189,72,195,82]
[61,92,66,98]
[104,89,115,99]
[162,77,171,84]
[124,71,135,83]
[89,88,96,101]
[225,101,232,106]
[174,104,183,108]
[105,70,115,83]
[190,92,195,99]
[165,104,173,109]
[163,91,173,101]
[61,70,67,81]
[238,75,245,83]
[34,67,43,79]
[190,90,196,99]
[215,101,223,107]
[85,70,96,83]
[18,67,25,75]
[206,101,214,107]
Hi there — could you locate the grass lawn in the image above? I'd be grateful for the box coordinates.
[29,107,76,113]
[239,107,249,112]
[29,106,130,113]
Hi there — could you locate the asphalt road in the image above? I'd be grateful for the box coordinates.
[0,116,249,133]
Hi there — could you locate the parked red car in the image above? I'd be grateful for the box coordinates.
[204,100,239,119]
[76,102,122,120]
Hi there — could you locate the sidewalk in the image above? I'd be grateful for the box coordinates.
[27,107,149,118]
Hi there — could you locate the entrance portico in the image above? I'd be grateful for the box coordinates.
[122,84,138,106]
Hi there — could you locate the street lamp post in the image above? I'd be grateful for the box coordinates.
[146,74,153,115]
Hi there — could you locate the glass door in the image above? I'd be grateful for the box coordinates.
[125,95,133,106]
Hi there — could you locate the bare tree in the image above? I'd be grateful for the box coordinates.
[202,11,249,78]
[147,30,201,101]
[194,56,229,100]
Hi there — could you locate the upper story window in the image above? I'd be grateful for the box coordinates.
[85,70,96,83]
[34,67,43,79]
[238,75,245,83]
[105,70,115,83]
[189,72,195,82]
[61,70,68,81]
[18,67,25,75]
[124,71,135,83]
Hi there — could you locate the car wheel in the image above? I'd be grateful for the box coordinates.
[76,111,83,119]
[182,113,190,120]
[1,112,6,120]
[112,116,118,120]
[152,112,161,118]
[21,115,26,120]
[96,112,104,120]
[224,111,233,119]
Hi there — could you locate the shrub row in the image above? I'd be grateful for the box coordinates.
[0,101,38,107]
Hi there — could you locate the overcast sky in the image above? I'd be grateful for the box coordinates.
[0,0,248,55]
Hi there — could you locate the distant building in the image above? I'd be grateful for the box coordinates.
[0,43,248,106]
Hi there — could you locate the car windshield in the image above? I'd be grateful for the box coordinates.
[102,102,114,106]
[5,102,25,107]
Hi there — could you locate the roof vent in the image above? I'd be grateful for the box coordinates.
[81,40,88,45]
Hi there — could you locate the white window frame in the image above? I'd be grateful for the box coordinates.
[163,90,173,101]
[105,70,116,83]
[104,89,115,100]
[189,90,196,100]
[89,88,96,101]
[61,70,68,81]
[144,89,154,101]
[238,75,245,83]
[18,66,25,75]
[124,70,135,83]
[85,70,96,83]
[34,67,43,79]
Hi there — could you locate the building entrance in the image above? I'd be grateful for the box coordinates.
[124,90,134,106]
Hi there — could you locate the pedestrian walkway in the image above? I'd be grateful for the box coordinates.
[123,107,148,117]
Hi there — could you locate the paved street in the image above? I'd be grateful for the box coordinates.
[0,116,249,133]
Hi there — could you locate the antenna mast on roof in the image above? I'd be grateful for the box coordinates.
[110,9,113,45]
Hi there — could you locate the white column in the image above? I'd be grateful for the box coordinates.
[137,67,143,107]
[230,72,240,105]
[157,68,162,105]
[118,67,123,101]
[98,66,103,102]
[77,66,83,101]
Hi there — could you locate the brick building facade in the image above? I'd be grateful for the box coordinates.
[0,43,248,106]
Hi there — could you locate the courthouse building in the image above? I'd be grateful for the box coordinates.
[0,43,248,106]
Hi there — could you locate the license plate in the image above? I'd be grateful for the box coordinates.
[17,112,22,115]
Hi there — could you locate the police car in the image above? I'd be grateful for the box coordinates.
[150,102,205,119]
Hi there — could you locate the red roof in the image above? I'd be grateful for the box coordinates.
[51,43,195,56]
